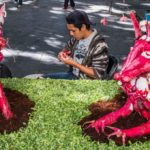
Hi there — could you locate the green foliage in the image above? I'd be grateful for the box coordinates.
[0,79,148,150]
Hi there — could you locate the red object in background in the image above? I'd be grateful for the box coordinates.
[0,31,6,62]
[0,2,7,62]
[120,14,128,22]
[0,36,6,50]
[0,3,6,25]
[100,18,108,26]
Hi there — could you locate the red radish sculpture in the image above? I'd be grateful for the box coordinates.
[85,11,150,145]
[120,14,128,22]
[0,3,13,120]
[100,18,108,26]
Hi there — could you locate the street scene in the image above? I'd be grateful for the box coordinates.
[1,0,149,77]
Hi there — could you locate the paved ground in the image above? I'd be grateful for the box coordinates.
[1,0,150,77]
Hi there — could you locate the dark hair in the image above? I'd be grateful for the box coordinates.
[66,11,91,30]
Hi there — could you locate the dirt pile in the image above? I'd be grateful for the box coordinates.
[79,93,150,145]
[0,88,35,133]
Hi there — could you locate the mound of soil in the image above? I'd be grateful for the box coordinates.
[0,88,35,134]
[79,93,150,146]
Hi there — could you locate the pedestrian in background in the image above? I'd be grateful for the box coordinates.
[14,0,23,8]
[64,0,75,9]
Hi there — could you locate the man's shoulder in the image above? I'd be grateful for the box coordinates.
[90,32,107,47]
[92,31,105,42]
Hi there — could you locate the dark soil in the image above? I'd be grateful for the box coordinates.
[0,88,35,134]
[79,93,150,146]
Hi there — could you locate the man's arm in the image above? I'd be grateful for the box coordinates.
[58,55,96,78]
[89,43,109,79]
[58,39,109,79]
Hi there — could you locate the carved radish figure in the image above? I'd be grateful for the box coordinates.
[0,3,13,120]
[85,11,150,145]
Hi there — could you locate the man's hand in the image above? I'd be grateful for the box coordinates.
[58,53,75,65]
[58,49,73,64]
[58,49,96,78]
[58,49,71,60]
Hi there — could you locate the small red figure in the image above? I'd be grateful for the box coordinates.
[120,14,128,22]
[100,18,108,26]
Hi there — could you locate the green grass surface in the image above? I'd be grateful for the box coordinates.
[0,79,150,150]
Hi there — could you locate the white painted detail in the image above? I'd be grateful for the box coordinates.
[118,81,122,86]
[141,51,150,59]
[136,77,149,91]
[130,78,136,86]
[146,92,150,100]
[129,104,134,111]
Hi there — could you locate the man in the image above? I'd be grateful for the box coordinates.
[43,11,109,79]
[14,0,22,8]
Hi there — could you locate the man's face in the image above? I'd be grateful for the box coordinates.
[67,24,85,40]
